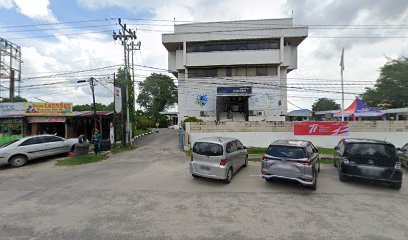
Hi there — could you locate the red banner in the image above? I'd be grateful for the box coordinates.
[294,122,349,136]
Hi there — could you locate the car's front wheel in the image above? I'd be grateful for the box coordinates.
[9,155,28,168]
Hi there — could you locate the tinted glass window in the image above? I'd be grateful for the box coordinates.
[345,143,396,158]
[266,145,306,159]
[193,142,223,156]
[305,145,313,156]
[226,141,238,153]
[236,141,244,150]
[186,39,280,53]
[42,136,63,143]
[20,137,43,146]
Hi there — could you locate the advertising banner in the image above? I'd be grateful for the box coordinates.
[294,121,349,136]
[25,103,72,116]
[27,117,66,123]
[114,87,122,113]
[0,102,25,116]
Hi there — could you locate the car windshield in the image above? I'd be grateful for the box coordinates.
[266,145,306,159]
[193,142,223,156]
[0,140,18,148]
[346,143,396,158]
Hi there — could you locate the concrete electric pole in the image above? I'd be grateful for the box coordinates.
[112,18,139,146]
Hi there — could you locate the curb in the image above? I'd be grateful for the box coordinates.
[133,130,154,140]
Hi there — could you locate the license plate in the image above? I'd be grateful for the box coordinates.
[201,166,210,171]
[360,168,382,177]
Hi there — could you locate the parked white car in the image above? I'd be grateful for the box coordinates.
[0,135,78,167]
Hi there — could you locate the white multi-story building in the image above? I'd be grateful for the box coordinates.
[162,18,308,123]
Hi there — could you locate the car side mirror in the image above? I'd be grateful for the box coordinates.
[243,146,247,150]
[396,147,402,151]
[334,146,339,150]
[313,147,319,153]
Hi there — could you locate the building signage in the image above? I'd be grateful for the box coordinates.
[114,87,122,113]
[25,103,73,116]
[294,121,349,136]
[217,86,252,94]
[0,102,25,116]
[27,117,66,123]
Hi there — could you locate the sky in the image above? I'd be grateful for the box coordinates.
[0,0,407,111]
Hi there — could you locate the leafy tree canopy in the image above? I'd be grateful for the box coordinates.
[361,57,408,108]
[312,97,341,111]
[0,96,28,102]
[136,73,177,115]
[73,103,113,111]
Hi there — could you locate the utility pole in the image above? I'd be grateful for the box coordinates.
[113,18,138,146]
[0,37,22,100]
[78,77,98,131]
[340,48,345,121]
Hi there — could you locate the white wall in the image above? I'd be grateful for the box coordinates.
[189,131,408,148]
[186,49,281,67]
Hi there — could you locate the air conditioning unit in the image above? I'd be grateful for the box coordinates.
[200,111,209,117]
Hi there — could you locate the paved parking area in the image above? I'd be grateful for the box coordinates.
[1,129,408,240]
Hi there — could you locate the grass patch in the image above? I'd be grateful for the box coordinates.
[185,149,192,157]
[247,147,267,154]
[56,154,108,166]
[134,129,151,136]
[111,145,136,154]
[320,158,333,164]
[318,147,336,155]
[249,157,262,162]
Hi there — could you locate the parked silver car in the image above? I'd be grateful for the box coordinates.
[0,135,78,167]
[190,137,248,183]
[261,140,320,190]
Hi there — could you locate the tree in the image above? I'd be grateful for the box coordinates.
[0,96,28,102]
[136,73,177,125]
[312,98,341,111]
[361,57,408,108]
[73,103,111,111]
[115,68,137,137]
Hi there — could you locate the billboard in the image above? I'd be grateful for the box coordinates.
[25,102,73,116]
[294,121,349,136]
[0,102,25,116]
[114,87,122,113]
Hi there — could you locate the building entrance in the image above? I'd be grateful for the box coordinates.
[216,96,249,121]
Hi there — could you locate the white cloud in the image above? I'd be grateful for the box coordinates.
[0,0,57,22]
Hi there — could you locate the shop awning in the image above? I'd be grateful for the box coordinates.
[27,116,66,123]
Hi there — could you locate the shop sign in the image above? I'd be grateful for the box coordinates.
[25,103,72,116]
[0,102,25,116]
[114,87,122,113]
[294,121,349,136]
[217,86,252,94]
[27,116,66,123]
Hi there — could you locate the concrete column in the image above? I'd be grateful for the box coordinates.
[280,37,284,63]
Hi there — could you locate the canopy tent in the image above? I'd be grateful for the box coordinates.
[333,98,385,117]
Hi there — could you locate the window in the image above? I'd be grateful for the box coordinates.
[256,66,267,76]
[266,145,306,159]
[305,145,314,157]
[226,141,238,153]
[236,141,244,150]
[20,137,43,146]
[193,142,223,156]
[186,39,280,53]
[345,143,396,158]
[42,136,63,143]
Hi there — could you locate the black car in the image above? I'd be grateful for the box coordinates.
[396,143,408,169]
[334,138,402,190]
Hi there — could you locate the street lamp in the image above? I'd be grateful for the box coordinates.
[78,77,98,131]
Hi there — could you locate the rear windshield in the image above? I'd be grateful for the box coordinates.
[266,145,306,159]
[193,142,223,156]
[346,143,396,158]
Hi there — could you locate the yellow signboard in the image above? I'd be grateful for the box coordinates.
[25,102,73,116]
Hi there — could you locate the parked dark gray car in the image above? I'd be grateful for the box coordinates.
[334,138,402,190]
[190,137,248,183]
[261,140,320,190]
[396,143,408,169]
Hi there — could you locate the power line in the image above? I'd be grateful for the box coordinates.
[0,18,115,29]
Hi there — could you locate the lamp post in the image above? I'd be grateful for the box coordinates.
[78,77,98,131]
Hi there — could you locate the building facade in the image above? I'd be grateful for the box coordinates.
[162,18,308,123]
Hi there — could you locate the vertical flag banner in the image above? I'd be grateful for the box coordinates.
[114,87,122,113]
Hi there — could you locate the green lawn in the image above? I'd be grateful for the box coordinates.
[111,145,136,154]
[318,147,336,155]
[56,154,108,166]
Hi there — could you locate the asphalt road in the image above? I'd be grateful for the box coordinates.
[1,129,408,240]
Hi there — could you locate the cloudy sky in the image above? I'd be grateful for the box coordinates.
[0,0,407,111]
